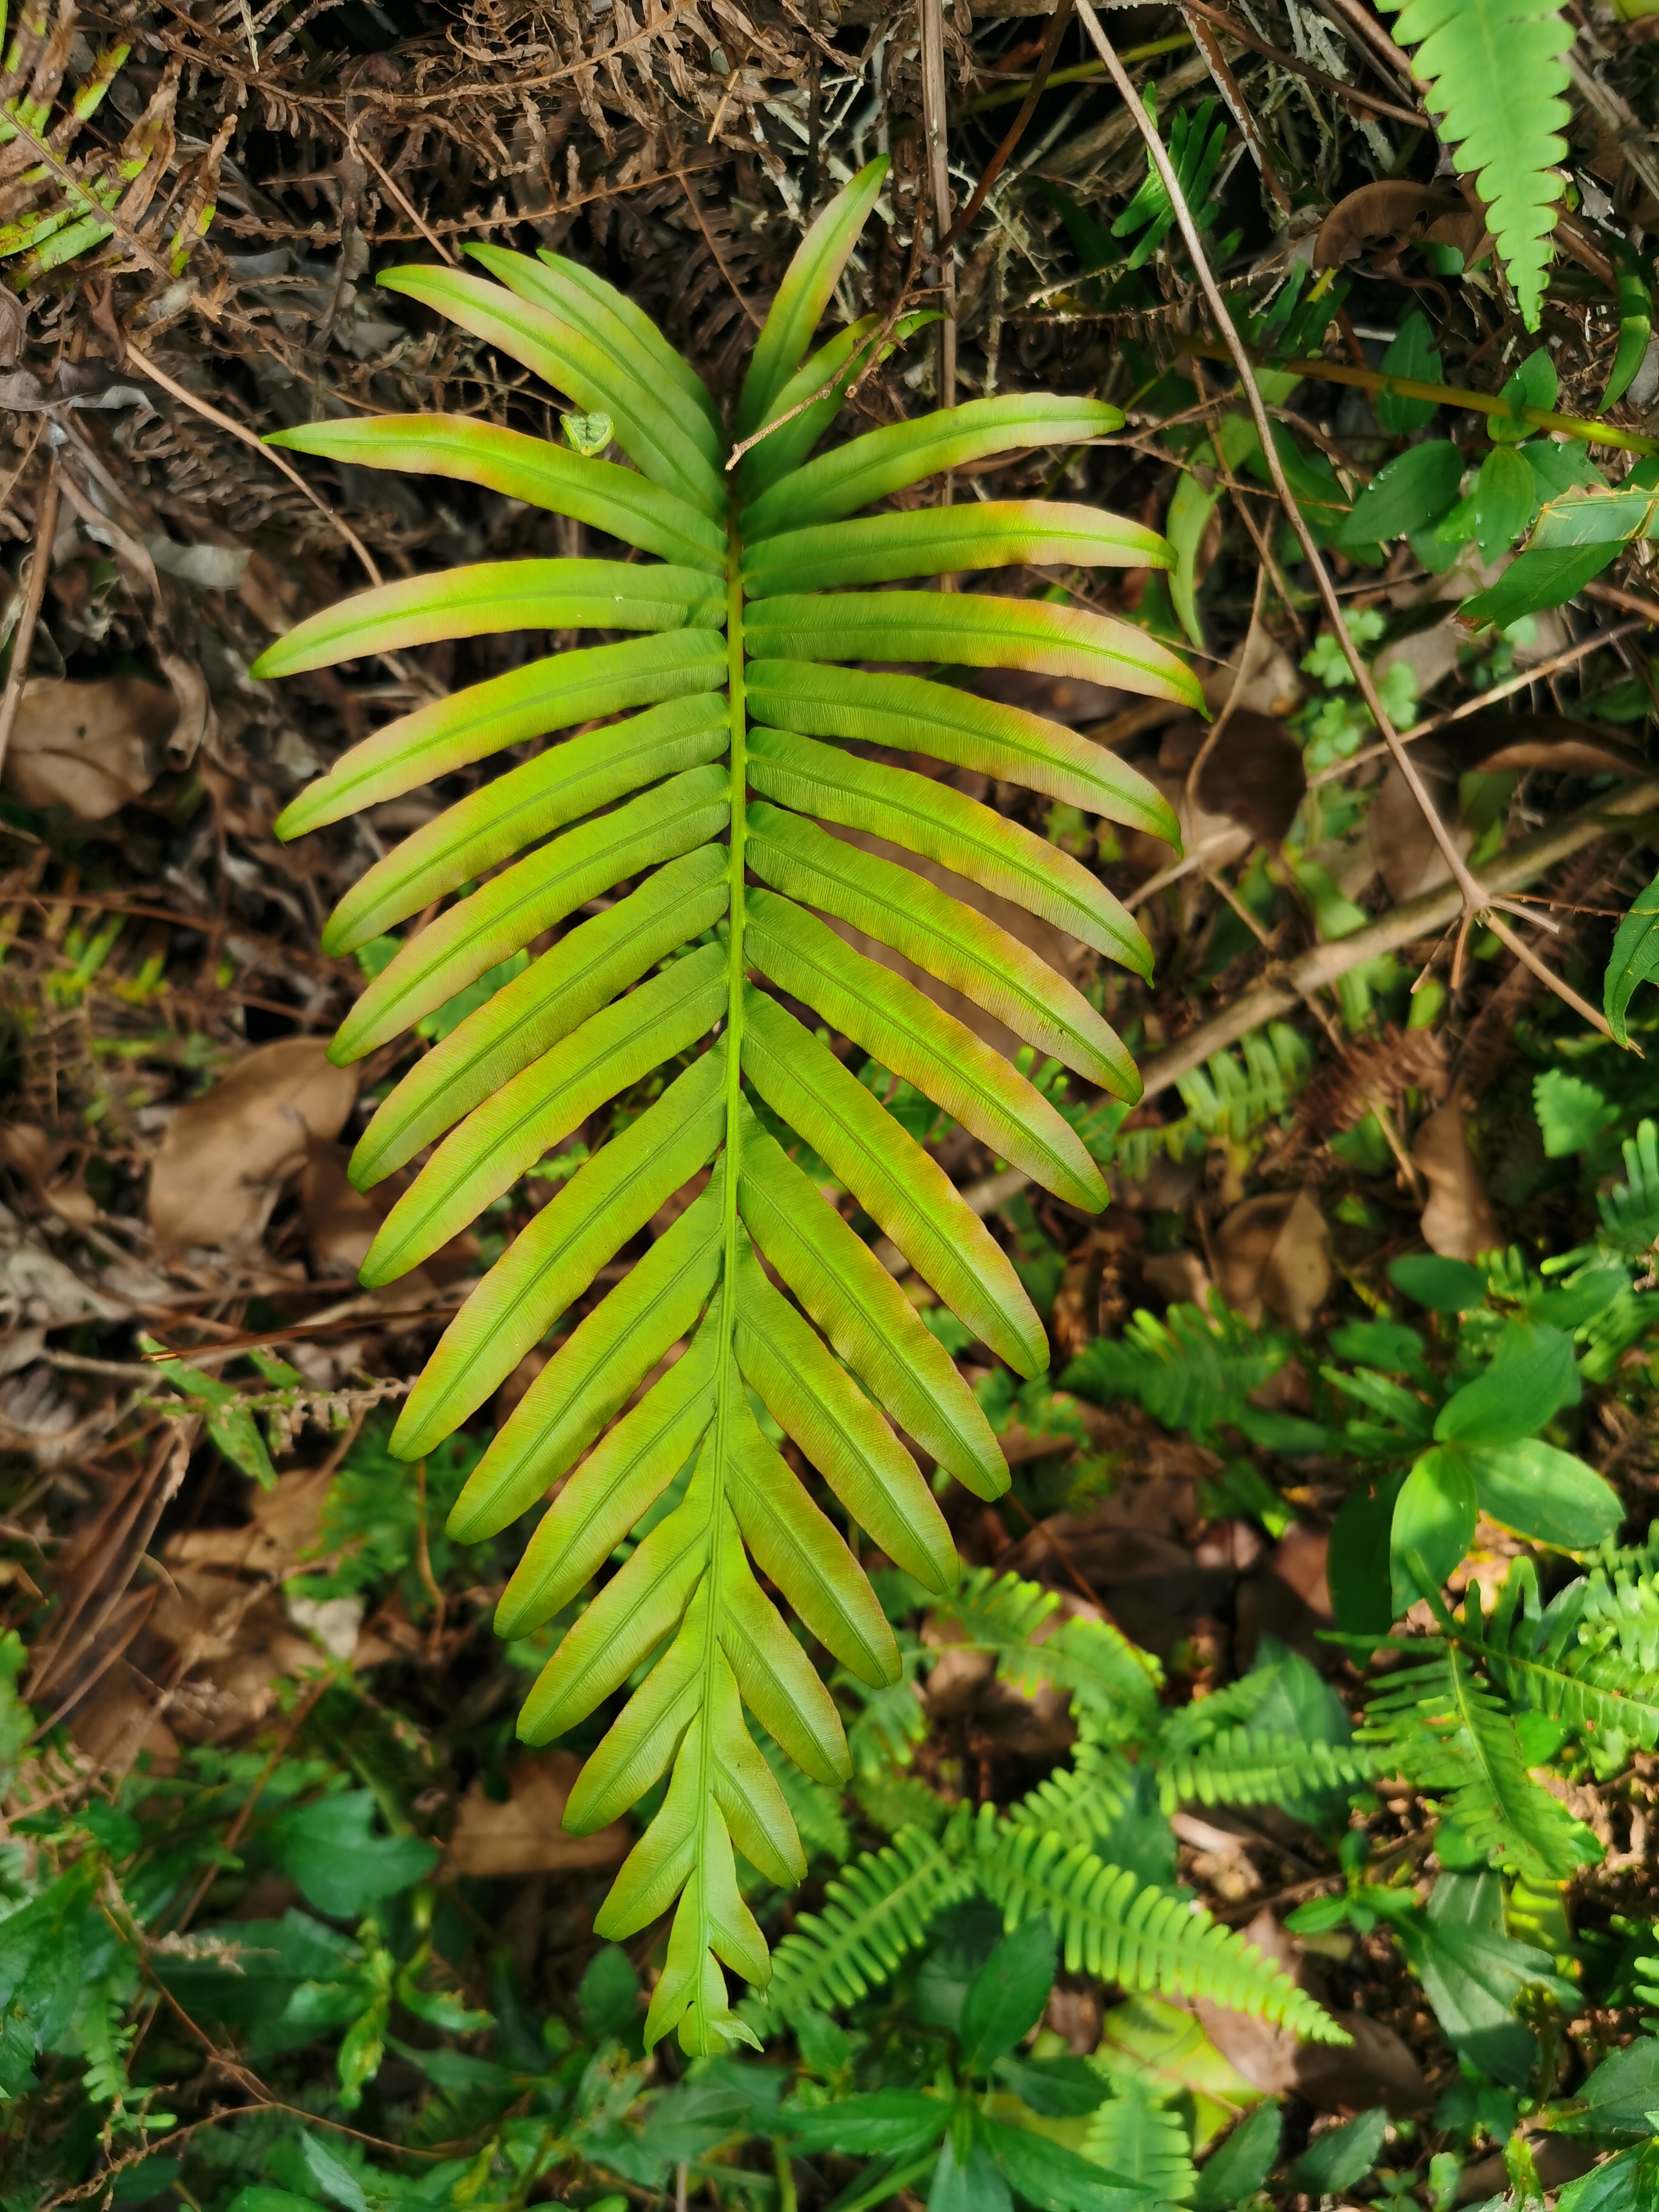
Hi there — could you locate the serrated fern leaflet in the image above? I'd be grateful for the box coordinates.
[1378,0,1571,330]
[257,158,1198,2055]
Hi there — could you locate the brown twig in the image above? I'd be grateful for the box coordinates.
[125,344,384,586]
[945,0,1076,247]
[0,457,61,786]
[920,0,957,416]
[1074,1,1552,997]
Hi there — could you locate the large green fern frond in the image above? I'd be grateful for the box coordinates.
[258,159,1197,2055]
[971,1814,1347,2043]
[1007,1746,1139,1853]
[1378,0,1571,329]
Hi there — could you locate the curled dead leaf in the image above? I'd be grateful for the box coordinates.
[1314,181,1463,267]
[147,1039,358,1253]
[1214,1188,1331,1333]
[2,675,173,819]
[1194,711,1307,848]
[1412,1094,1500,1261]
[1370,742,1473,905]
[1461,712,1646,779]
[446,1753,632,1878]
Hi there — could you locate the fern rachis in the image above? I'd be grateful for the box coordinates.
[256,160,1197,2057]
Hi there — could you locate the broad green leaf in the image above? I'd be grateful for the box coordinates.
[746,592,1202,712]
[324,694,729,953]
[737,1102,1006,1503]
[1473,446,1536,561]
[1465,1438,1622,1550]
[361,950,726,1283]
[1375,312,1442,432]
[1168,415,1257,648]
[996,2056,1114,2117]
[1433,1323,1578,1446]
[743,396,1124,538]
[1528,481,1659,549]
[785,2090,949,2157]
[269,1792,439,1919]
[742,501,1169,596]
[746,802,1139,1092]
[979,2119,1145,2212]
[1552,2033,1659,2140]
[350,848,728,1184]
[1389,1253,1487,1312]
[380,264,727,515]
[1460,543,1618,627]
[497,1316,720,1637]
[252,560,726,679]
[267,414,727,568]
[1341,441,1463,545]
[330,766,729,1060]
[746,663,1180,837]
[434,1175,725,1531]
[1191,2103,1281,2212]
[740,985,1048,1376]
[274,629,726,837]
[1391,1447,1478,1609]
[1606,865,1659,1047]
[737,155,889,437]
[1287,2108,1384,2197]
[746,726,1153,974]
[732,1237,961,1590]
[959,1915,1057,2072]
[746,890,1110,1210]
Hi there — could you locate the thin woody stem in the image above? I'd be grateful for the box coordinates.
[1073,0,1555,996]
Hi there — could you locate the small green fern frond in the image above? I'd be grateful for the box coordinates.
[1597,1120,1659,1262]
[853,1773,951,1838]
[1159,1730,1382,1813]
[1466,1568,1659,1752]
[1007,1746,1139,1853]
[928,1569,1163,1736]
[1359,1646,1592,1880]
[1064,1303,1290,1440]
[1111,1025,1310,1185]
[972,1815,1347,2043]
[1378,0,1570,329]
[763,1816,977,2022]
[1084,2083,1198,2207]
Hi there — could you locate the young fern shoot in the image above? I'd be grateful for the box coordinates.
[255,159,1198,2055]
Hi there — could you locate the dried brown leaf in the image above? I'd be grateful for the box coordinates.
[445,1754,632,1879]
[3,675,173,820]
[147,1039,357,1253]
[1213,1188,1330,1332]
[1412,1096,1501,1261]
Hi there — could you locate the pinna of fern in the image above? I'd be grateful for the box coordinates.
[254,157,1198,2056]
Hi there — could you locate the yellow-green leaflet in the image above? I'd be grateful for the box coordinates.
[258,155,1193,2056]
[741,501,1170,594]
[745,726,1152,975]
[254,560,726,678]
[273,629,727,837]
[267,415,726,569]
